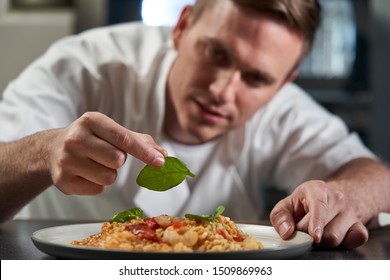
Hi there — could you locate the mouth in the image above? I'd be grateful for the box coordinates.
[193,99,229,124]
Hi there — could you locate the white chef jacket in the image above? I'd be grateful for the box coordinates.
[0,22,375,221]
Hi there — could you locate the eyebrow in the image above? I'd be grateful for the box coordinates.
[203,37,277,85]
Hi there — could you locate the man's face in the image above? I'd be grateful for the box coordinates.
[165,1,304,144]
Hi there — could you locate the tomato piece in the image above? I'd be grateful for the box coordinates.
[144,217,161,230]
[172,221,185,229]
[125,223,158,242]
[217,229,227,239]
[233,236,244,242]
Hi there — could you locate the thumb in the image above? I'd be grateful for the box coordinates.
[270,201,296,240]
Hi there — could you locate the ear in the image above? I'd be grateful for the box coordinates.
[172,5,193,50]
[285,69,299,84]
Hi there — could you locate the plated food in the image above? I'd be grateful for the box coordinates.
[71,206,264,253]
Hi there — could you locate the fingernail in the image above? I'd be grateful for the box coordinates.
[279,222,291,237]
[314,227,322,243]
[154,154,165,166]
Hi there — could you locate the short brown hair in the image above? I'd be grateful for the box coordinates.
[191,0,321,57]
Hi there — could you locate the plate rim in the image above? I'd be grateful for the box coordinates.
[31,222,313,259]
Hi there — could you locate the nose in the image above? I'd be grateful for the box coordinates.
[209,70,240,104]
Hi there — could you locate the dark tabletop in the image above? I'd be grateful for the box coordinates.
[1,219,389,260]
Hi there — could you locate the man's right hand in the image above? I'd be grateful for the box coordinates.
[49,112,167,195]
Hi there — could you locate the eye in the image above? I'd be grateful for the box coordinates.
[241,72,264,87]
[203,44,228,66]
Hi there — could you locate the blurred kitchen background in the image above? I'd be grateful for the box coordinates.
[0,0,390,164]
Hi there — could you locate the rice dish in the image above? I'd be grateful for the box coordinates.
[71,214,263,252]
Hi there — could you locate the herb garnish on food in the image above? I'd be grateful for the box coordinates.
[109,205,225,224]
[109,207,144,223]
[185,205,225,222]
[136,156,195,191]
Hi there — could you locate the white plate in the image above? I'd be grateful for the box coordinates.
[32,223,313,259]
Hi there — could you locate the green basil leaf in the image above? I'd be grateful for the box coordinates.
[136,156,195,191]
[211,205,225,220]
[185,205,225,222]
[109,207,144,223]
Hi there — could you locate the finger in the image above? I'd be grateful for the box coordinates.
[135,132,169,158]
[295,212,310,232]
[55,153,118,187]
[318,208,368,248]
[294,209,325,244]
[56,175,105,195]
[306,186,368,249]
[121,132,167,166]
[76,134,127,169]
[316,213,354,247]
[270,199,296,240]
[297,181,334,243]
[277,181,332,243]
[340,222,368,249]
[73,158,118,186]
[82,112,167,167]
